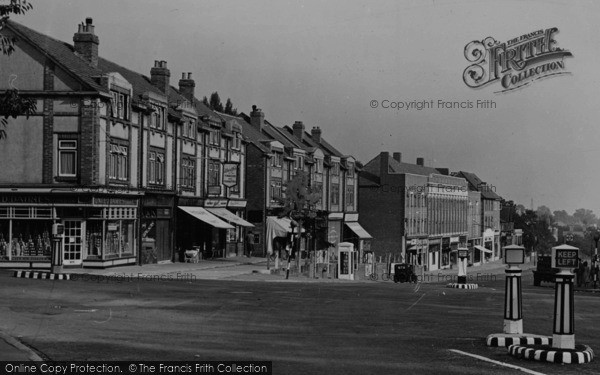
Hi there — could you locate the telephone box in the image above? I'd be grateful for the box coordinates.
[338,242,356,280]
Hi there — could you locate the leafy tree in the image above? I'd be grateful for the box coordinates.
[1,0,33,55]
[276,171,322,279]
[573,208,597,227]
[536,205,553,226]
[1,1,36,139]
[514,209,555,254]
[553,210,572,226]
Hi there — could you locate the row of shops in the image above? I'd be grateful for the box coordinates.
[405,228,501,271]
[0,190,255,269]
[0,190,373,270]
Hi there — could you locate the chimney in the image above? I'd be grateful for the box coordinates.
[250,105,265,132]
[437,168,449,175]
[393,152,401,163]
[150,60,170,94]
[380,152,390,179]
[292,121,305,141]
[311,126,322,144]
[178,72,195,102]
[73,18,99,67]
[416,157,425,166]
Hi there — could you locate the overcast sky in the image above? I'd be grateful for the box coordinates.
[11,0,600,214]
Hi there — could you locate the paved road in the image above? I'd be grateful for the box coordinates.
[1,271,599,374]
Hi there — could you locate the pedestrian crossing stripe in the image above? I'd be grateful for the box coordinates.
[13,270,70,280]
[446,283,478,289]
[508,344,594,364]
[486,335,550,347]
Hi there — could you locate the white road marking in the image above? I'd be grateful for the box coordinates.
[406,293,425,311]
[448,349,547,375]
[93,309,112,324]
[74,309,98,313]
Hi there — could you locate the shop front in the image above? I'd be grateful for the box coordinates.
[206,199,252,257]
[428,238,441,271]
[177,204,234,259]
[141,193,174,264]
[342,213,372,263]
[0,191,141,269]
[483,228,495,262]
[441,237,452,269]
[406,237,428,267]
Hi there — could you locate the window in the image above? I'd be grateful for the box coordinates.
[315,159,323,173]
[58,139,77,177]
[148,150,165,185]
[331,162,340,175]
[346,185,354,207]
[150,105,165,130]
[331,183,339,205]
[347,163,354,177]
[109,143,128,181]
[182,121,195,139]
[208,161,220,186]
[209,130,220,146]
[295,155,304,170]
[270,178,282,202]
[111,91,129,120]
[232,133,241,150]
[271,153,283,167]
[181,157,196,189]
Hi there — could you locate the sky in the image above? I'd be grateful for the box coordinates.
[9,0,600,214]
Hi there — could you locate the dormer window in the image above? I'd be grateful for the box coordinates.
[315,159,323,173]
[331,162,340,175]
[347,162,354,177]
[232,133,241,150]
[209,130,220,146]
[295,155,304,170]
[150,105,165,130]
[271,152,283,167]
[111,91,130,120]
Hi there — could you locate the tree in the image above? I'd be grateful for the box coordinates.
[201,96,209,107]
[276,171,322,279]
[208,92,223,113]
[536,205,553,226]
[514,209,555,254]
[573,208,597,227]
[1,1,36,139]
[1,0,33,55]
[224,98,237,115]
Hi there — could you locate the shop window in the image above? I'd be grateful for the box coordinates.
[86,220,103,259]
[105,220,135,257]
[8,221,52,258]
[58,139,77,177]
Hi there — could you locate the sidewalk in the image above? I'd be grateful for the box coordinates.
[64,255,269,280]
[0,330,43,360]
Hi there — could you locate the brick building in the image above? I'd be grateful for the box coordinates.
[358,152,468,271]
[0,18,250,268]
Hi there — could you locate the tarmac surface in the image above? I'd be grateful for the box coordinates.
[3,255,599,364]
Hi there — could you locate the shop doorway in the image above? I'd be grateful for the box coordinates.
[63,220,83,266]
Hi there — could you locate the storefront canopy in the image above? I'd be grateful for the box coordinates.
[344,222,372,239]
[265,216,305,255]
[178,206,234,229]
[206,208,254,228]
[474,245,493,254]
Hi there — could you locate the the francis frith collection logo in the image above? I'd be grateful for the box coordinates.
[463,27,573,93]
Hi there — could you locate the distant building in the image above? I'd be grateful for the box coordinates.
[358,152,468,271]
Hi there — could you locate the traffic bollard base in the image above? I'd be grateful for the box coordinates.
[508,343,594,364]
[486,333,550,347]
[446,283,478,289]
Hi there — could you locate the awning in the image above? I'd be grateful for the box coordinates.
[206,208,254,228]
[178,206,234,229]
[265,216,305,255]
[344,222,372,239]
[474,245,493,254]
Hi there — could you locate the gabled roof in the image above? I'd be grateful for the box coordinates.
[454,171,502,200]
[6,20,108,94]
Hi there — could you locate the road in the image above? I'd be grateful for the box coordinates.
[0,271,599,374]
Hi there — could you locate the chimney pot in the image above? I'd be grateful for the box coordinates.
[178,70,195,102]
[73,18,99,67]
[150,60,171,94]
[250,106,265,132]
[292,121,305,141]
[380,152,390,180]
[188,72,192,79]
[416,157,425,166]
[311,126,322,143]
[393,152,401,162]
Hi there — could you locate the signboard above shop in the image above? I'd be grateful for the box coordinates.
[222,163,238,188]
[551,245,579,269]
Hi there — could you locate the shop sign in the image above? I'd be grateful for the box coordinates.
[227,200,247,208]
[93,197,138,206]
[223,163,238,188]
[205,199,228,208]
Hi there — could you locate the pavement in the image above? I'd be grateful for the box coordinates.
[0,329,43,361]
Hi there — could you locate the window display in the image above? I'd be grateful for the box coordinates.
[9,221,52,258]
